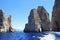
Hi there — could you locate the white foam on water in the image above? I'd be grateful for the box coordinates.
[38,34,56,40]
[32,36,35,37]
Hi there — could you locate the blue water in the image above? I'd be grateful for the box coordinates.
[0,32,60,40]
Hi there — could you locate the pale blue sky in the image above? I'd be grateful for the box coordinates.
[0,0,55,31]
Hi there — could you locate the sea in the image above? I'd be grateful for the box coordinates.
[0,31,60,40]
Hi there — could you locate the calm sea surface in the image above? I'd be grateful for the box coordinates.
[0,32,60,40]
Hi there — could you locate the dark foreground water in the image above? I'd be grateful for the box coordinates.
[0,32,60,40]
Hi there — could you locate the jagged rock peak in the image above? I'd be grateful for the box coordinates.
[37,6,49,14]
[0,9,3,12]
[0,9,4,15]
[37,6,44,10]
[29,8,37,16]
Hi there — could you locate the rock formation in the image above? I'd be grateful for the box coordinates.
[8,15,15,32]
[24,9,41,32]
[0,9,15,32]
[51,0,60,31]
[24,6,50,32]
[37,6,50,31]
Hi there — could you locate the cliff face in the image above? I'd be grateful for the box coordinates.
[24,6,50,32]
[51,0,60,31]
[0,10,15,32]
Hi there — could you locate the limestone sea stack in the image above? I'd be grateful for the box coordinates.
[24,6,50,32]
[0,9,15,32]
[37,6,50,32]
[51,0,60,31]
[24,9,41,32]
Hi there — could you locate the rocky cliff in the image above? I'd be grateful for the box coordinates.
[24,6,50,32]
[51,0,60,31]
[0,10,15,32]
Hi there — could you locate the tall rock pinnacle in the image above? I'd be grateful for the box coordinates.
[24,6,50,32]
[37,6,50,31]
[0,9,15,32]
[51,0,60,31]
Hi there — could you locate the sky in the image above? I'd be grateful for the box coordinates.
[0,0,55,31]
